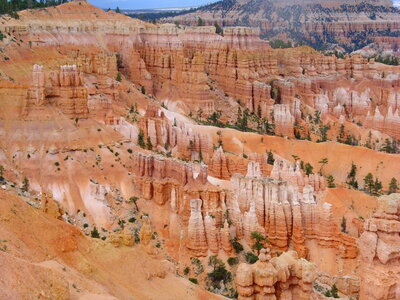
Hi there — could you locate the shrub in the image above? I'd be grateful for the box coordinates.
[189,278,198,284]
[184,266,190,275]
[227,257,239,266]
[21,177,29,192]
[208,255,232,287]
[91,227,100,238]
[116,72,122,82]
[244,252,258,264]
[231,237,244,253]
[251,231,267,253]
[137,130,146,148]
[327,175,336,188]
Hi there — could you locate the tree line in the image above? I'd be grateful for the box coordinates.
[0,0,68,17]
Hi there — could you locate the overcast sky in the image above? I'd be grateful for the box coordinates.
[90,0,216,9]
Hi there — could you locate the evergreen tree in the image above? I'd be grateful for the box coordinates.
[346,162,358,189]
[389,177,399,194]
[197,17,205,26]
[304,163,313,175]
[363,173,374,193]
[250,232,267,254]
[340,217,347,233]
[327,175,336,188]
[91,226,100,238]
[373,177,383,195]
[116,72,122,82]
[381,138,394,153]
[318,158,328,175]
[137,130,145,149]
[22,177,29,192]
[214,21,222,35]
[146,136,153,150]
[267,150,274,165]
[115,6,120,13]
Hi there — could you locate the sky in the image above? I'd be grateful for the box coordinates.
[89,0,216,10]
[89,0,400,10]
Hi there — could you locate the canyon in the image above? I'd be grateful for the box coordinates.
[0,0,399,299]
[162,0,400,53]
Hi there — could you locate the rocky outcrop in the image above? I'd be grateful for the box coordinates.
[358,193,400,300]
[187,199,208,256]
[166,0,400,52]
[273,104,295,138]
[208,147,248,180]
[23,64,89,119]
[229,162,356,258]
[139,104,213,161]
[236,248,317,300]
[365,106,400,139]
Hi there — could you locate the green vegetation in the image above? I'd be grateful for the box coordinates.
[197,17,205,26]
[340,217,347,233]
[251,232,267,254]
[327,175,336,188]
[227,257,239,266]
[231,237,244,254]
[269,39,293,49]
[346,162,358,189]
[207,255,232,288]
[372,54,399,66]
[116,72,122,82]
[324,284,340,298]
[304,163,314,175]
[0,0,68,17]
[389,177,399,194]
[244,252,258,264]
[189,278,198,284]
[267,150,274,165]
[137,130,146,149]
[318,158,328,175]
[21,177,29,192]
[363,173,383,195]
[129,196,139,211]
[214,21,223,35]
[91,226,100,239]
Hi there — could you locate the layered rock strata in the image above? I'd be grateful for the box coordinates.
[358,193,400,300]
[236,248,317,300]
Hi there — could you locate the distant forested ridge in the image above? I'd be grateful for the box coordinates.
[0,0,68,18]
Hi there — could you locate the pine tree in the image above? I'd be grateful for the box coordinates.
[116,72,122,82]
[91,226,100,238]
[389,177,399,194]
[146,136,153,150]
[363,173,374,193]
[347,162,358,189]
[305,163,313,175]
[327,175,336,188]
[267,150,274,165]
[318,158,328,175]
[373,177,383,195]
[115,6,120,13]
[137,130,145,149]
[340,217,347,233]
[22,177,29,192]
